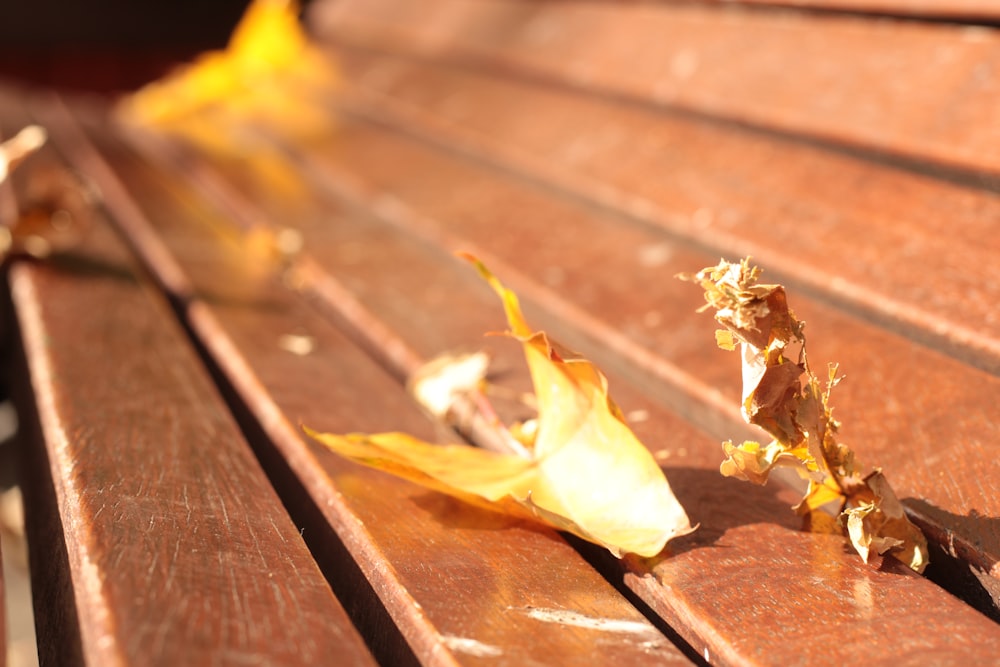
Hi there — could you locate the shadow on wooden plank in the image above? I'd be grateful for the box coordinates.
[906,498,1000,622]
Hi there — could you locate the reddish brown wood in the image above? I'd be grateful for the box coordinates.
[81,111,1000,664]
[0,120,8,667]
[202,98,1000,585]
[328,48,1000,376]
[0,138,376,664]
[311,0,1000,176]
[0,532,5,667]
[310,48,1000,598]
[48,108,697,666]
[62,96,996,664]
[682,0,1000,20]
[5,0,1000,658]
[303,50,1000,596]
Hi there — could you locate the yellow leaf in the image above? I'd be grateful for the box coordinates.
[408,351,491,419]
[308,256,694,557]
[0,125,46,184]
[715,329,737,351]
[118,0,337,155]
[302,430,538,511]
[720,439,810,484]
[794,477,846,515]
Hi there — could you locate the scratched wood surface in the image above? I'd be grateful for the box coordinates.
[324,48,1000,375]
[274,111,1000,580]
[684,0,1000,20]
[292,48,1000,588]
[311,0,1000,176]
[97,115,1000,663]
[40,104,696,666]
[308,0,1000,593]
[4,0,1000,663]
[308,4,1000,588]
[10,75,985,665]
[0,532,5,667]
[0,105,377,666]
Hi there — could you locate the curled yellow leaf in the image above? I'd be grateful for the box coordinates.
[308,255,695,557]
[117,0,337,154]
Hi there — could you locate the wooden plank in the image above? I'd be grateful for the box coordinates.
[191,99,1000,592]
[122,15,1000,586]
[289,118,1000,586]
[0,533,5,667]
[682,0,1000,21]
[47,104,699,667]
[310,0,1000,176]
[328,49,1000,376]
[128,120,1000,663]
[0,111,376,665]
[0,117,10,667]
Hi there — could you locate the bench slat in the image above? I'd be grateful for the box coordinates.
[298,236,1000,664]
[0,533,5,667]
[6,0,999,660]
[233,107,1000,591]
[0,128,10,667]
[50,107,697,666]
[329,48,1000,375]
[0,117,377,665]
[317,56,1000,593]
[312,0,1000,176]
[685,0,1000,20]
[102,107,1000,663]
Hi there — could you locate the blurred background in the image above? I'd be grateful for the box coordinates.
[0,0,253,94]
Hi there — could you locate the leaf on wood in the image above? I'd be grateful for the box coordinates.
[0,125,46,184]
[307,255,695,558]
[117,0,337,154]
[1,126,94,261]
[409,351,492,419]
[681,258,928,572]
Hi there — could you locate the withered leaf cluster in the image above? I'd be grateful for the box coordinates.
[684,258,927,572]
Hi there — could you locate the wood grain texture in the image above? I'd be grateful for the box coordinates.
[309,64,1000,613]
[680,0,1000,20]
[253,113,1000,593]
[0,531,5,667]
[196,145,1000,661]
[52,112,696,667]
[284,112,1000,507]
[328,48,1000,375]
[2,136,375,664]
[301,50,1000,595]
[94,115,1000,662]
[311,0,1000,176]
[5,0,1000,659]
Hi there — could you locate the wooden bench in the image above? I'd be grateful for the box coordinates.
[2,0,1000,664]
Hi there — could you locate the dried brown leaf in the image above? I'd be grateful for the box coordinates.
[682,258,928,572]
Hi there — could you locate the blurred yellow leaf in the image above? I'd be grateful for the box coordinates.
[0,125,46,184]
[683,258,927,573]
[117,0,337,154]
[307,255,694,558]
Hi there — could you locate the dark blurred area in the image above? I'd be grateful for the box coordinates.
[0,0,253,95]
